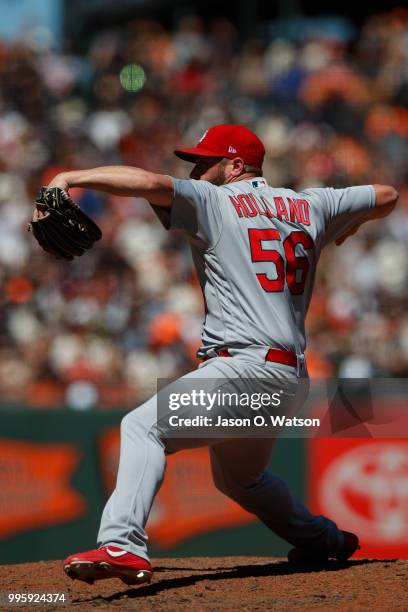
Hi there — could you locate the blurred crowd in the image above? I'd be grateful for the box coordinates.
[0,8,407,409]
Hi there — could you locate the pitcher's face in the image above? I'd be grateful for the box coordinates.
[189,156,227,185]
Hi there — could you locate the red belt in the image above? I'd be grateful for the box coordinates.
[202,347,298,368]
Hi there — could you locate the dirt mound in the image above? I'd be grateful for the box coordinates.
[0,557,407,611]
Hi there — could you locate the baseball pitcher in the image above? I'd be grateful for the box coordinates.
[34,125,398,585]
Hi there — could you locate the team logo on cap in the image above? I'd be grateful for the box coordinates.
[198,130,209,143]
[228,145,237,154]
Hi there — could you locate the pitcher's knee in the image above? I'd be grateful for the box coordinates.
[120,406,149,438]
[213,471,258,502]
[121,410,137,431]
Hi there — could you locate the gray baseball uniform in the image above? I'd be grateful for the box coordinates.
[98,178,375,560]
[168,178,375,358]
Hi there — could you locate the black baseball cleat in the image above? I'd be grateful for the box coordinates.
[287,530,360,564]
[63,546,153,585]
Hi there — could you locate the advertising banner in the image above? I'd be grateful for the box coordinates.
[0,409,305,563]
[308,438,408,559]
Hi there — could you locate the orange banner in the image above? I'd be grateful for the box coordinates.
[0,439,86,539]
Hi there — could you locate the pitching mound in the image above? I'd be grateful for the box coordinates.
[0,557,407,610]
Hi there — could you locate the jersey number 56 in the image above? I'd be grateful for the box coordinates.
[248,228,314,295]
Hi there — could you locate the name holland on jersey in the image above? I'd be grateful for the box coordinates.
[168,415,321,428]
[229,193,311,225]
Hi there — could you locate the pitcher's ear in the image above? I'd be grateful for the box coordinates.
[231,157,245,175]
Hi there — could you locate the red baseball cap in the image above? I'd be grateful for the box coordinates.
[174,124,265,168]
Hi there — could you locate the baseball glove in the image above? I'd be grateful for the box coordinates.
[28,187,102,260]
